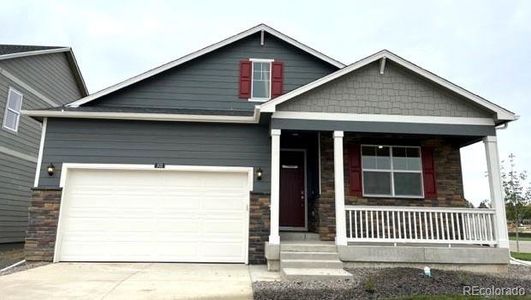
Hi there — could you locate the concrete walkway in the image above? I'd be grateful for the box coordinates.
[510,240,531,253]
[0,263,279,300]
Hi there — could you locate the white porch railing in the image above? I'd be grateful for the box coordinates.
[345,205,497,245]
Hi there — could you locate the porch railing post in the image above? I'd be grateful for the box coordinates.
[334,131,347,246]
[269,129,281,245]
[483,136,509,249]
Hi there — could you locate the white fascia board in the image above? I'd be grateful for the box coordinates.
[66,49,89,96]
[261,50,517,122]
[22,107,261,124]
[66,24,345,108]
[272,111,496,126]
[0,47,71,61]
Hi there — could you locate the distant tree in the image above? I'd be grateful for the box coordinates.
[463,199,475,208]
[501,153,531,253]
[478,199,491,208]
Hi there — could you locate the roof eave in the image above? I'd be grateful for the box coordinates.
[65,24,345,108]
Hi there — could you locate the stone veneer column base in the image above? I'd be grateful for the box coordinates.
[25,188,62,262]
[249,193,271,264]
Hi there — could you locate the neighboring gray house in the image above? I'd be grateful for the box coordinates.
[0,45,87,243]
[23,24,517,279]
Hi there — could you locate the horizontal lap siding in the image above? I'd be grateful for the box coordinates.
[0,155,34,243]
[39,118,271,193]
[0,52,83,104]
[88,32,337,111]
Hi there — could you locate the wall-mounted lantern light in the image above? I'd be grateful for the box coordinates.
[47,163,55,176]
[256,167,263,181]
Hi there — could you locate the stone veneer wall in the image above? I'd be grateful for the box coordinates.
[248,193,271,264]
[317,134,467,241]
[25,188,62,261]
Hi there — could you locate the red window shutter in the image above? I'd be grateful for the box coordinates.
[271,61,284,98]
[239,60,252,99]
[421,147,437,199]
[348,145,362,196]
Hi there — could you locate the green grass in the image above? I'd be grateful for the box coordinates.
[511,251,531,261]
[509,235,531,241]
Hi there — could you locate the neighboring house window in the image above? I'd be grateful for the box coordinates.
[361,145,424,198]
[239,59,283,100]
[2,87,23,133]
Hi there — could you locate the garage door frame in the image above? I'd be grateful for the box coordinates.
[53,163,254,263]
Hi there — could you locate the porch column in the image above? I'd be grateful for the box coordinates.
[483,136,509,249]
[333,131,347,246]
[269,129,281,244]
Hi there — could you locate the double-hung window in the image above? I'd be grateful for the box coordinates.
[361,145,424,198]
[3,87,23,133]
[250,58,273,100]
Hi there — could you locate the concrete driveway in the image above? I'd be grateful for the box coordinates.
[0,263,277,300]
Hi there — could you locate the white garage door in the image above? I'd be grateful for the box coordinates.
[56,166,250,263]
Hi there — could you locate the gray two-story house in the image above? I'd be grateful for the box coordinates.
[0,45,87,244]
[23,25,516,279]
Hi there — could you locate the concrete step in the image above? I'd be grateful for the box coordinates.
[280,232,320,241]
[281,268,353,281]
[281,259,344,269]
[280,251,339,260]
[280,243,337,253]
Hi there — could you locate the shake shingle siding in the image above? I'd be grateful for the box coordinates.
[87,32,337,111]
[39,118,272,193]
[278,61,494,118]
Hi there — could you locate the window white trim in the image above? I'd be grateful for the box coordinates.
[3,87,23,133]
[249,58,273,102]
[361,144,424,199]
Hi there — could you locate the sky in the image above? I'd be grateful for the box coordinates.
[1,0,529,206]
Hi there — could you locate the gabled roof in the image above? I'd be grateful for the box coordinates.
[260,50,517,122]
[0,44,89,97]
[66,24,345,108]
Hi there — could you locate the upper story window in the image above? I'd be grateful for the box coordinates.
[2,87,23,133]
[361,145,424,198]
[239,59,283,101]
[251,59,272,100]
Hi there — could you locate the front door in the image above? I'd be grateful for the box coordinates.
[279,150,306,229]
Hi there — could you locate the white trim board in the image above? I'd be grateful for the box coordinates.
[0,145,37,163]
[0,47,70,61]
[22,107,261,124]
[33,118,47,187]
[272,111,496,126]
[0,67,60,107]
[66,24,345,108]
[260,50,517,122]
[59,163,254,191]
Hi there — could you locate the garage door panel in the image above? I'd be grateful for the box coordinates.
[57,167,249,263]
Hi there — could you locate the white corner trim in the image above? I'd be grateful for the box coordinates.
[66,24,344,108]
[271,111,496,126]
[33,118,47,187]
[0,47,71,61]
[22,107,261,124]
[0,68,60,107]
[271,128,281,136]
[483,135,497,143]
[0,145,37,162]
[260,50,516,121]
[333,130,344,138]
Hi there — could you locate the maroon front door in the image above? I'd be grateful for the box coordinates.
[279,151,305,228]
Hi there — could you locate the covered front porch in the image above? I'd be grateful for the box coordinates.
[265,126,510,272]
